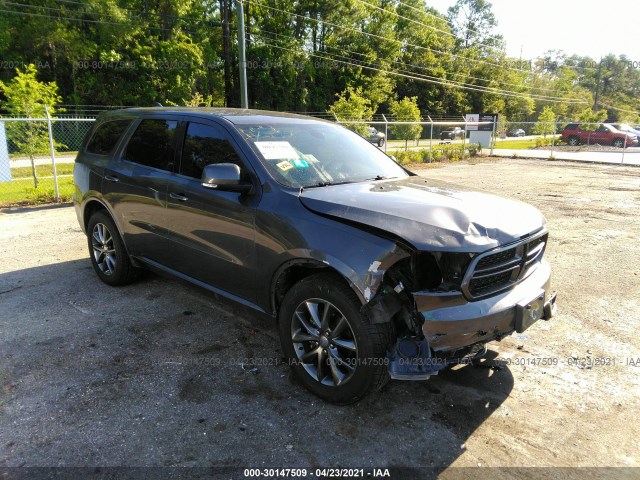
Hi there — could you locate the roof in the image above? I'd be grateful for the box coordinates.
[99,107,332,125]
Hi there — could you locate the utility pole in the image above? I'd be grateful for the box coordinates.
[593,57,602,111]
[236,0,248,109]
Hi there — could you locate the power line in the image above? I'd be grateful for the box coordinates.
[253,35,588,104]
[251,0,534,75]
[357,0,506,58]
[0,1,206,34]
[258,29,558,95]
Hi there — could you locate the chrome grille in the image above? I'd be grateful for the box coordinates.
[462,231,548,300]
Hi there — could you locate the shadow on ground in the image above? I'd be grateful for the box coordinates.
[0,258,514,476]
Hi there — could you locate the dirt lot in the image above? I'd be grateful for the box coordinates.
[0,158,638,479]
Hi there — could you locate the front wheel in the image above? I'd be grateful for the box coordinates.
[378,138,385,147]
[612,138,625,148]
[278,273,394,404]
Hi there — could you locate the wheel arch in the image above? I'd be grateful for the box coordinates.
[82,198,123,236]
[83,199,108,231]
[270,258,366,317]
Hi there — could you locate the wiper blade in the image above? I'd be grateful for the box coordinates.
[306,180,356,188]
[365,175,397,181]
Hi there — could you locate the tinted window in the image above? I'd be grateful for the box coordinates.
[86,120,131,155]
[180,122,243,179]
[124,119,178,170]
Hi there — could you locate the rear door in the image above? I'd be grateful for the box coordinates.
[102,116,180,262]
[164,120,260,302]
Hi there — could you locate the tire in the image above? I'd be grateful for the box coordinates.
[278,273,394,404]
[87,211,142,286]
[378,138,385,147]
[568,136,580,146]
[613,138,625,148]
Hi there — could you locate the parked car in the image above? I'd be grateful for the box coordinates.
[74,108,557,404]
[440,127,465,140]
[611,123,640,142]
[561,123,636,148]
[508,128,526,137]
[365,126,385,147]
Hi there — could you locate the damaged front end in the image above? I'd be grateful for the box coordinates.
[360,230,557,381]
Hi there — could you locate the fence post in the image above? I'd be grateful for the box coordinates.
[550,121,556,159]
[428,115,433,161]
[461,115,466,157]
[44,105,60,201]
[382,114,388,154]
[490,117,497,156]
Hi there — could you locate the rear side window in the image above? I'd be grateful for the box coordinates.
[86,120,131,155]
[124,119,178,170]
[179,122,243,179]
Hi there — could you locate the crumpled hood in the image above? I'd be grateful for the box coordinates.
[298,176,545,252]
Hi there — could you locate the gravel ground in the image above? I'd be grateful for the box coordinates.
[0,158,638,479]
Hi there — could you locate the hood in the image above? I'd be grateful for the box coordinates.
[298,176,545,252]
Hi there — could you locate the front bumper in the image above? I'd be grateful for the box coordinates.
[415,260,556,352]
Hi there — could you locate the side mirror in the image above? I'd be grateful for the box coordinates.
[201,163,252,193]
[389,155,397,162]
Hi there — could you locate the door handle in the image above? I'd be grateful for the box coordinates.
[169,192,189,202]
[105,175,119,183]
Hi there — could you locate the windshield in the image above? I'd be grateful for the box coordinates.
[235,122,408,188]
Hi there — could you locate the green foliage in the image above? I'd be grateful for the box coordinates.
[576,107,608,130]
[389,97,423,150]
[0,64,62,117]
[0,64,64,187]
[0,0,638,124]
[327,87,374,136]
[533,107,557,137]
[390,143,481,165]
[535,136,556,147]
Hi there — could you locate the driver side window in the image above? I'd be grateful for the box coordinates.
[179,122,243,179]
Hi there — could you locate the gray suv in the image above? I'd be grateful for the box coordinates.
[74,107,557,404]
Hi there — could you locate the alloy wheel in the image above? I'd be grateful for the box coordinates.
[91,223,116,275]
[291,298,358,387]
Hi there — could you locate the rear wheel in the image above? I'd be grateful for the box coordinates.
[378,138,385,147]
[87,211,142,286]
[278,273,394,404]
[568,136,580,146]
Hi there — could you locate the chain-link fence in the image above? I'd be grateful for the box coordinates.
[2,113,638,207]
[330,117,640,166]
[0,117,94,207]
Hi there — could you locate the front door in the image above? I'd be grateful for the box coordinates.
[164,121,259,303]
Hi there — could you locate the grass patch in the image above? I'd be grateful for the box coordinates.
[493,136,560,150]
[493,139,537,149]
[10,162,74,178]
[0,176,74,207]
[9,151,78,160]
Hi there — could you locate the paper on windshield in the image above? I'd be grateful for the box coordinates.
[254,141,298,160]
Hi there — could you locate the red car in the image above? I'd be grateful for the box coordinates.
[561,123,637,148]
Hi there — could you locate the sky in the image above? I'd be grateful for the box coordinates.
[427,0,640,61]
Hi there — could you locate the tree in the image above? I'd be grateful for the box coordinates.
[533,106,557,138]
[576,107,607,131]
[327,87,374,136]
[447,0,503,51]
[390,97,422,150]
[0,65,62,187]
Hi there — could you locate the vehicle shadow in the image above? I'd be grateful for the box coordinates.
[0,259,513,475]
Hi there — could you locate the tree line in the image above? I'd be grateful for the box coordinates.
[0,0,639,124]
